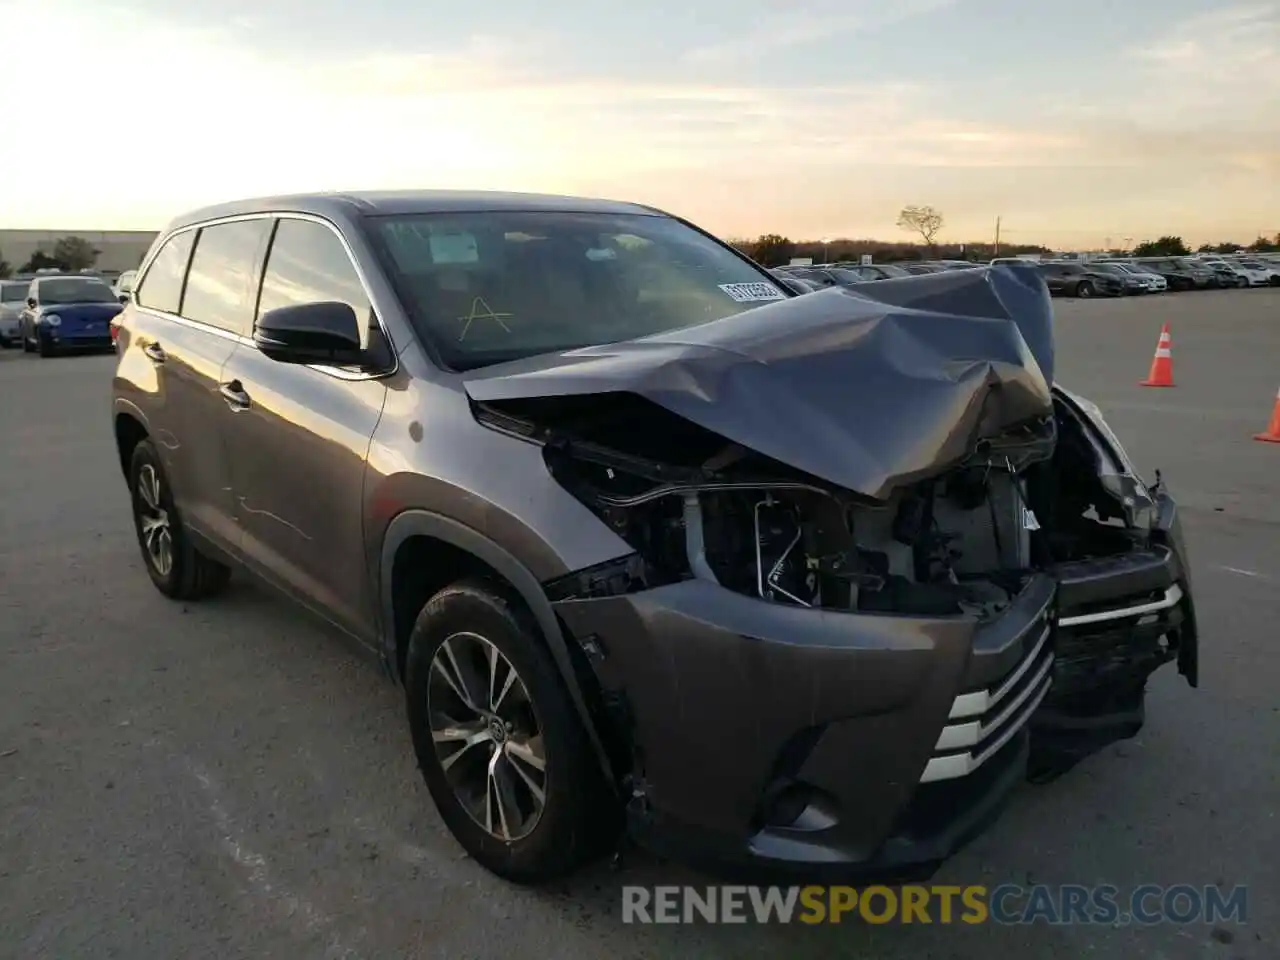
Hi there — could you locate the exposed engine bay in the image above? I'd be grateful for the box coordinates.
[478,390,1151,618]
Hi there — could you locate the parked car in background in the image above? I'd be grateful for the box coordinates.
[0,280,29,346]
[783,265,868,288]
[18,275,124,356]
[829,263,914,282]
[1075,263,1147,295]
[1108,263,1168,293]
[1197,260,1249,288]
[899,262,947,275]
[874,263,917,278]
[1036,261,1125,298]
[1230,258,1280,286]
[767,268,821,295]
[113,269,139,301]
[1128,259,1199,292]
[1135,258,1215,290]
[110,190,1198,885]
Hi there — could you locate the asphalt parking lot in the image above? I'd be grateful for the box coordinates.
[2,289,1277,959]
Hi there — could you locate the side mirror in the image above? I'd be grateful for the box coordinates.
[118,293,131,303]
[254,301,364,366]
[26,297,36,309]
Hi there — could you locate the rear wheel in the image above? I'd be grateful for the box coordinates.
[404,580,615,883]
[1237,276,1248,288]
[129,439,231,600]
[37,336,54,358]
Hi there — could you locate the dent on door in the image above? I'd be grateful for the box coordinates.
[145,320,241,548]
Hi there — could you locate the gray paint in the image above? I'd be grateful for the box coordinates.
[110,189,1200,881]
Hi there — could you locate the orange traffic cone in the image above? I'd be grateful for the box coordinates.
[1254,387,1280,443]
[1140,323,1174,387]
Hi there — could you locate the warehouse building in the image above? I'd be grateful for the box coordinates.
[0,229,158,273]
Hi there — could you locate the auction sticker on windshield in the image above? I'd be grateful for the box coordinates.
[719,282,786,303]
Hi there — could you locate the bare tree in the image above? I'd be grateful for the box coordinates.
[896,205,945,250]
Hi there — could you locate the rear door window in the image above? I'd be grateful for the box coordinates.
[182,219,272,335]
[134,231,195,315]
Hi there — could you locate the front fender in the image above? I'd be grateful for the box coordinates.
[378,509,617,790]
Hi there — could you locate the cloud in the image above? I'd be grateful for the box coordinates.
[1126,2,1280,116]
[4,0,1277,247]
[681,0,955,65]
[1,1,1045,210]
[1025,3,1280,180]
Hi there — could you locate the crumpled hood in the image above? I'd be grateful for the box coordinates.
[464,264,1056,500]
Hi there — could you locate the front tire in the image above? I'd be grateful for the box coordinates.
[128,439,231,600]
[1076,281,1094,298]
[37,336,54,358]
[1237,276,1248,288]
[404,580,614,884]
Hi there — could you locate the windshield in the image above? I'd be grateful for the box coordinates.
[368,211,785,370]
[37,278,117,304]
[1239,260,1266,269]
[1,284,28,303]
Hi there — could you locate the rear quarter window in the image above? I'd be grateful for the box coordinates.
[134,232,195,315]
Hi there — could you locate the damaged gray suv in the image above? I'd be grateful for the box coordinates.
[111,191,1200,884]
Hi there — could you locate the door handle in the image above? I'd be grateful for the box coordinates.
[219,380,251,411]
[142,341,166,363]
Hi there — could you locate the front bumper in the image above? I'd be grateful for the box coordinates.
[553,490,1197,881]
[556,574,1056,882]
[39,327,113,350]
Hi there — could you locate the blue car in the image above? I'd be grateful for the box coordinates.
[19,275,124,357]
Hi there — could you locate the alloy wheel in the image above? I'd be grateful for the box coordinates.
[428,631,548,842]
[136,464,173,577]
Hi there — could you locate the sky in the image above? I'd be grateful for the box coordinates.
[2,0,1278,248]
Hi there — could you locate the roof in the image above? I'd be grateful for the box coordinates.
[164,190,667,233]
